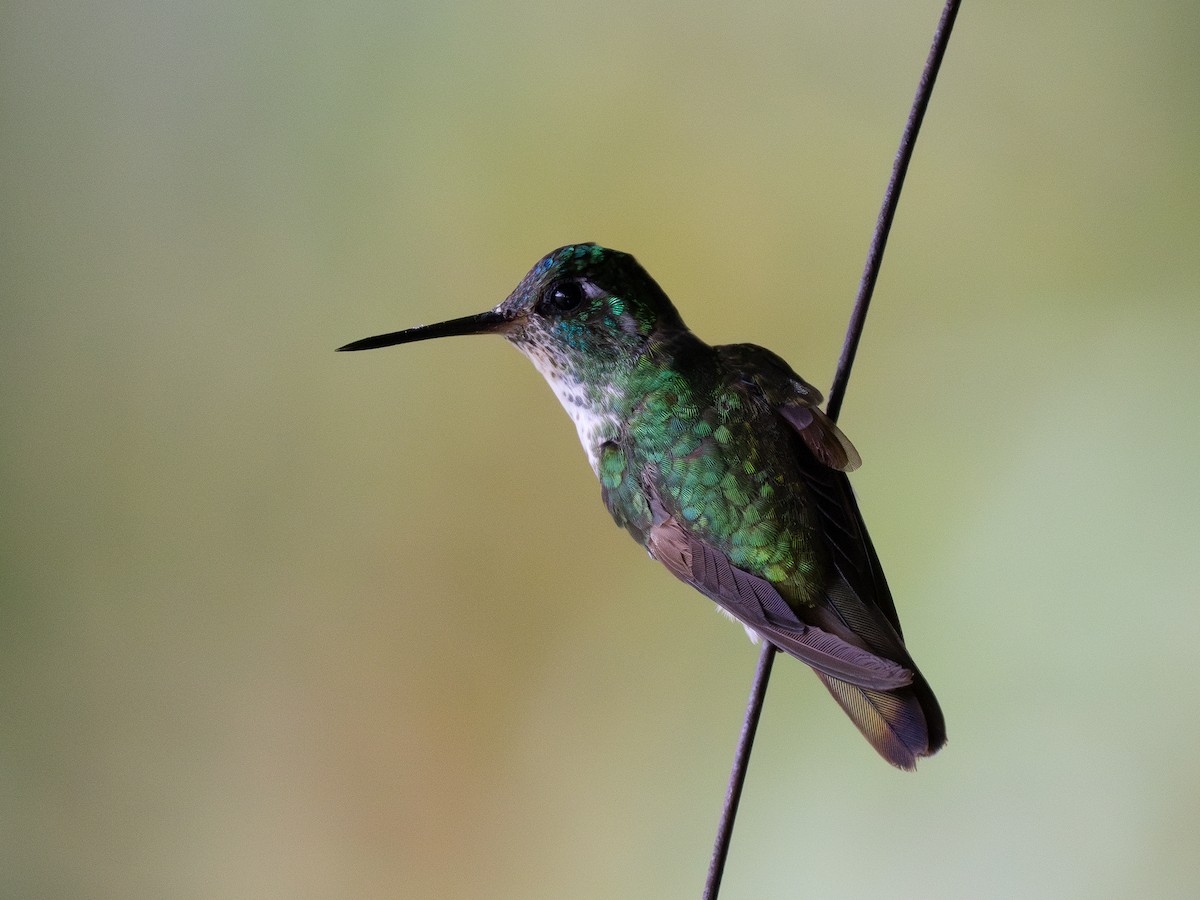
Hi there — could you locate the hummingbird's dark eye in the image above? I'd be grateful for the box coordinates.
[544,281,586,314]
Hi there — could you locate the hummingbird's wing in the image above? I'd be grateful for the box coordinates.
[796,456,947,769]
[599,432,909,690]
[718,342,903,636]
[718,343,861,472]
[637,484,913,693]
[797,431,949,759]
[650,517,912,692]
[795,435,948,768]
[718,342,946,768]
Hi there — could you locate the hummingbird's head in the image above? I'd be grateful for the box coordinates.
[338,244,687,383]
[496,244,686,378]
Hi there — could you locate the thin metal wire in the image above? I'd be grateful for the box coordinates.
[702,642,776,900]
[828,0,963,423]
[702,2,962,896]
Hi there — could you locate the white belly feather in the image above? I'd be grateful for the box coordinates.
[513,342,620,475]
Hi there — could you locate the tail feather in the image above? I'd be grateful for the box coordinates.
[818,672,945,770]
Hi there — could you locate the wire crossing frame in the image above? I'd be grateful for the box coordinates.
[702,2,963,896]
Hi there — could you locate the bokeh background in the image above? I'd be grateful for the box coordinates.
[4,1,1199,897]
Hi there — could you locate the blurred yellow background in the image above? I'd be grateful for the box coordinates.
[4,1,1199,897]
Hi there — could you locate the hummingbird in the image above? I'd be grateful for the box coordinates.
[339,243,945,769]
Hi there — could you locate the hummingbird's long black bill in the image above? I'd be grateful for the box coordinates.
[337,310,508,352]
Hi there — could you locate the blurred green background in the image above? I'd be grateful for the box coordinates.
[4,1,1199,897]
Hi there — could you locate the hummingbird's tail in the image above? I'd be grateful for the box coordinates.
[817,668,945,770]
[789,437,946,769]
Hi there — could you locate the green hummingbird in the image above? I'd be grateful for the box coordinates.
[339,243,944,769]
